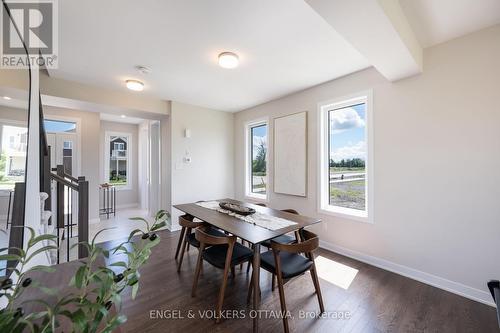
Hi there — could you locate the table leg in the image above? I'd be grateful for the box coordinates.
[252,243,261,333]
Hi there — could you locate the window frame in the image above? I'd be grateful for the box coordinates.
[245,118,269,202]
[318,90,374,223]
[0,120,28,190]
[104,131,132,191]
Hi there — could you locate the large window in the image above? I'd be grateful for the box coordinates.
[319,92,372,222]
[0,125,27,190]
[246,121,268,199]
[105,132,131,189]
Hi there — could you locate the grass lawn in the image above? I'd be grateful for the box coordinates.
[330,179,365,211]
[0,179,17,190]
[109,179,127,185]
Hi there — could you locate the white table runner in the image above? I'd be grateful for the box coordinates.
[196,201,297,231]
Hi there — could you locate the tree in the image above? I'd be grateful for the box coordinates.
[252,141,266,174]
[329,158,365,168]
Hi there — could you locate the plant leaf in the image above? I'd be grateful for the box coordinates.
[151,221,167,231]
[0,254,21,261]
[74,265,87,289]
[131,282,139,299]
[25,245,59,263]
[91,227,116,246]
[29,234,58,247]
[109,261,128,268]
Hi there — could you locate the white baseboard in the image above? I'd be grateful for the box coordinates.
[166,219,181,232]
[319,240,495,308]
[116,203,139,209]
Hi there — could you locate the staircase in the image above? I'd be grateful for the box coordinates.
[39,105,89,263]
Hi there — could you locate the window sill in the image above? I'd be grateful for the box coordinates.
[319,206,372,224]
[245,193,268,203]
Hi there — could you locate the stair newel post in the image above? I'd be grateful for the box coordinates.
[77,176,89,258]
[56,165,65,229]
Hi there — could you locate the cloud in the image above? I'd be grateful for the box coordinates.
[330,141,366,161]
[330,107,365,134]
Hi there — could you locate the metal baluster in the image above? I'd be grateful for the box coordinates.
[66,184,70,263]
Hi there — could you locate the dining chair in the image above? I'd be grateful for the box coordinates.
[245,208,302,276]
[176,214,225,272]
[248,229,324,333]
[191,225,254,323]
[261,209,301,248]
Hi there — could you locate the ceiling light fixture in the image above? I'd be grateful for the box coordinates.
[218,52,239,69]
[126,79,144,91]
[3,96,12,100]
[120,115,126,118]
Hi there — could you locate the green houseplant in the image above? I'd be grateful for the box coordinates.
[0,210,169,333]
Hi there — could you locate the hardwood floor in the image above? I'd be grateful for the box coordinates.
[99,230,499,333]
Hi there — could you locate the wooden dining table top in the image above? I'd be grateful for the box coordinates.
[173,198,321,244]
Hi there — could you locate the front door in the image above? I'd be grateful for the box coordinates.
[46,131,79,231]
[46,133,77,176]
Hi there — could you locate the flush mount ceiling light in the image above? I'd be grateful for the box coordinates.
[120,115,126,118]
[126,79,144,91]
[218,52,239,69]
[3,96,11,100]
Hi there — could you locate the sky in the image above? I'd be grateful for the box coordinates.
[43,119,76,133]
[329,103,366,162]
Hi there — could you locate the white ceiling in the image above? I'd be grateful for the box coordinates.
[51,0,370,112]
[100,113,145,125]
[400,0,500,48]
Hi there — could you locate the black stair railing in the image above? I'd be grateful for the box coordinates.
[49,165,89,262]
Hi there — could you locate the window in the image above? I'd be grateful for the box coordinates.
[105,132,131,189]
[0,125,28,190]
[114,142,124,151]
[43,119,76,133]
[319,92,372,222]
[246,120,268,199]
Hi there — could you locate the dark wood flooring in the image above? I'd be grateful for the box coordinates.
[99,230,499,333]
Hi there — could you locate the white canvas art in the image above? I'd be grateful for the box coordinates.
[273,111,307,197]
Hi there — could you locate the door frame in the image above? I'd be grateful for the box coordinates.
[43,114,81,177]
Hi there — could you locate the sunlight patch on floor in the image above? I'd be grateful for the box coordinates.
[315,255,359,290]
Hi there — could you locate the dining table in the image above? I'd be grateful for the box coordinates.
[173,198,322,333]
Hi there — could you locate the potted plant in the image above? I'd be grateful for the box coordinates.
[0,210,169,332]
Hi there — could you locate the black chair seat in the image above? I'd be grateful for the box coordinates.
[187,228,225,248]
[203,243,253,269]
[260,251,313,279]
[261,234,296,248]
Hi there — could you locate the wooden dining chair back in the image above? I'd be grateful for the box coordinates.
[192,226,253,323]
[176,214,203,272]
[253,229,324,333]
[261,209,301,249]
[176,215,226,272]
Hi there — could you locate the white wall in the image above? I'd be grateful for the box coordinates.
[169,101,234,229]
[100,121,139,208]
[234,25,500,305]
[138,121,149,210]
